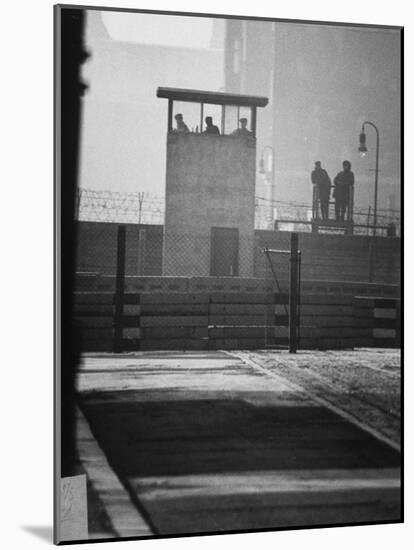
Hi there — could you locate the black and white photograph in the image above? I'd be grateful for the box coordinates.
[54,2,403,545]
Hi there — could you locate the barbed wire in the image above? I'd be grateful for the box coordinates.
[255,195,401,221]
[77,188,165,224]
[77,188,400,231]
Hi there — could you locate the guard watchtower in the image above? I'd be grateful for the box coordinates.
[157,87,268,277]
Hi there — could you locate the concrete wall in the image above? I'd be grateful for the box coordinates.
[163,132,256,277]
[254,231,400,285]
[75,222,400,286]
[74,291,400,352]
[75,273,399,300]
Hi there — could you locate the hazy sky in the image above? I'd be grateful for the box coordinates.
[80,11,225,197]
[102,11,215,49]
[79,10,400,211]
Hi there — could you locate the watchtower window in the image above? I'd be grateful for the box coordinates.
[157,87,268,137]
[203,104,222,134]
[172,101,200,133]
[224,105,238,135]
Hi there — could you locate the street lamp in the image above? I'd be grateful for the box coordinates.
[358,130,367,157]
[259,146,275,227]
[358,121,379,236]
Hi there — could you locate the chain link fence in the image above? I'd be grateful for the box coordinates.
[76,222,163,277]
[74,189,400,288]
[75,223,400,291]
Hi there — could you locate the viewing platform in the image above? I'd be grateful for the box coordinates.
[311,184,354,235]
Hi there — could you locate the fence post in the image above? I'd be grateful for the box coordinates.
[368,238,375,283]
[114,225,126,352]
[289,232,299,353]
[137,228,146,276]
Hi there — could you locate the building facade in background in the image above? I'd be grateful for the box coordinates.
[224,20,401,217]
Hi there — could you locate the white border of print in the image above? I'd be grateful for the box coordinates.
[2,0,410,549]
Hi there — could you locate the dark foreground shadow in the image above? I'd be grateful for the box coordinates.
[21,525,53,543]
[80,392,400,477]
[80,391,401,535]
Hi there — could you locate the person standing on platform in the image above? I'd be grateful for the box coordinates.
[333,160,354,221]
[311,161,332,220]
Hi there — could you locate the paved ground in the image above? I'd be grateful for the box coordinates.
[244,349,401,447]
[75,349,401,540]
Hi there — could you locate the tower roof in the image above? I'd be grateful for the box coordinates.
[157,87,268,108]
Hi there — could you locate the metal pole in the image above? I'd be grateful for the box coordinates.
[373,127,379,236]
[138,229,146,276]
[264,250,269,349]
[270,146,275,224]
[289,233,299,353]
[368,238,374,283]
[138,192,144,225]
[297,251,302,347]
[363,121,380,236]
[261,146,275,228]
[367,206,371,235]
[114,225,126,353]
[137,192,145,276]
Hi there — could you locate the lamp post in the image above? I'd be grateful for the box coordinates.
[259,146,275,228]
[358,121,379,236]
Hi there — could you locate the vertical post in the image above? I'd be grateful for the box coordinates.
[373,128,379,236]
[114,225,126,353]
[348,185,354,223]
[167,99,173,132]
[312,185,317,219]
[137,228,146,276]
[200,103,204,133]
[368,238,375,283]
[311,186,317,233]
[264,249,269,349]
[270,146,275,224]
[289,233,299,353]
[347,185,354,235]
[251,106,257,137]
[362,121,380,236]
[367,206,372,235]
[221,104,225,135]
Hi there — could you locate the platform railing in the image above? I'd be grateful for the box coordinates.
[312,184,354,224]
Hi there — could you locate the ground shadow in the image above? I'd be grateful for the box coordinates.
[79,391,401,534]
[21,525,53,543]
[80,392,399,476]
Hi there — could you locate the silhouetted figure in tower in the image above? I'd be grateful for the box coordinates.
[174,113,189,133]
[311,161,331,220]
[333,160,354,221]
[204,116,220,135]
[232,117,252,136]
